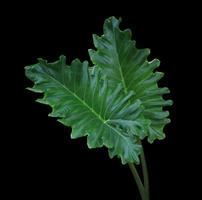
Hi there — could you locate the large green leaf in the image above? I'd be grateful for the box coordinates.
[25,55,150,164]
[89,17,173,143]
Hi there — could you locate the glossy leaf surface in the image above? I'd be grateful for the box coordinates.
[89,17,173,143]
[25,56,148,164]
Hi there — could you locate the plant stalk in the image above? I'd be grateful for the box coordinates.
[128,163,147,200]
[140,145,150,199]
[128,144,150,200]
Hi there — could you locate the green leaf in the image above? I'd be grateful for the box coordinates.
[89,16,173,143]
[25,55,149,164]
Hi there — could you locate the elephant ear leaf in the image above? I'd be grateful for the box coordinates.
[25,55,148,164]
[89,16,173,143]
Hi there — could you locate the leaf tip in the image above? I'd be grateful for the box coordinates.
[59,55,66,64]
[155,59,161,66]
[146,48,151,55]
[166,99,174,106]
[37,58,47,65]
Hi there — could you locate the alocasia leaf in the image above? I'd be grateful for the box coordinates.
[89,17,173,143]
[25,55,150,164]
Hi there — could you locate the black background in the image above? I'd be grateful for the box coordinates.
[2,1,195,200]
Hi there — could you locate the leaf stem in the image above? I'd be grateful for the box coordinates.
[128,163,147,200]
[140,144,150,200]
[128,143,150,200]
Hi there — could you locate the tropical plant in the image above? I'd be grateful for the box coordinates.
[25,16,173,200]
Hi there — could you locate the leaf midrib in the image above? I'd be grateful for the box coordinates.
[45,71,129,142]
[112,28,128,95]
